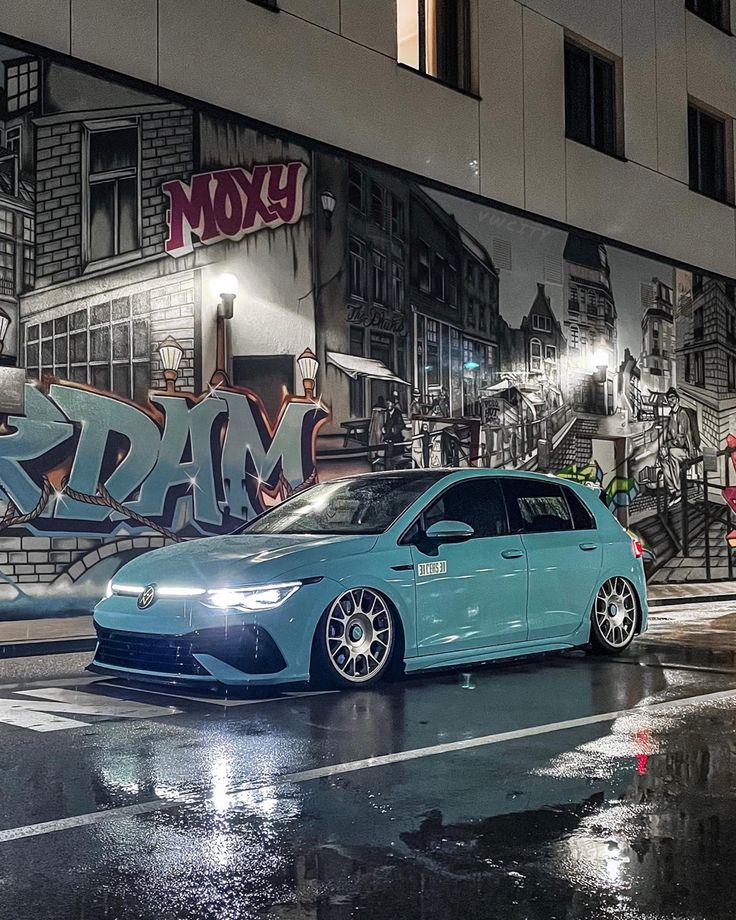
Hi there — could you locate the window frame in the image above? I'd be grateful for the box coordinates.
[82,117,143,272]
[686,0,731,32]
[564,35,624,159]
[502,478,591,535]
[396,0,476,95]
[349,236,368,300]
[688,98,734,205]
[398,476,511,545]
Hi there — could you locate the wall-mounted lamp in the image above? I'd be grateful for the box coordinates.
[321,190,336,233]
[297,347,319,398]
[211,272,239,386]
[157,336,184,391]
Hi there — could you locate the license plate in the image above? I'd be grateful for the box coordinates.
[417,561,447,577]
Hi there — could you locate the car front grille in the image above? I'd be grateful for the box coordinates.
[94,625,287,676]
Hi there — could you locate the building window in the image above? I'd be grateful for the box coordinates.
[729,355,736,391]
[727,310,736,341]
[349,325,365,417]
[432,253,446,301]
[694,306,704,340]
[467,298,475,327]
[24,302,150,400]
[0,237,14,297]
[688,102,733,203]
[392,263,405,309]
[22,215,34,291]
[570,324,580,349]
[530,338,543,372]
[532,314,551,333]
[569,287,579,311]
[348,164,365,212]
[84,120,141,266]
[349,237,367,300]
[564,39,622,157]
[390,194,405,239]
[418,240,431,293]
[372,251,388,305]
[396,0,472,92]
[5,125,21,160]
[426,318,440,387]
[5,58,39,113]
[686,0,730,30]
[370,182,386,228]
[545,345,557,362]
[693,351,705,386]
[447,263,457,307]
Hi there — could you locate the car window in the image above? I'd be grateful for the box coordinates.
[422,479,508,538]
[245,473,447,535]
[564,486,597,530]
[502,478,573,534]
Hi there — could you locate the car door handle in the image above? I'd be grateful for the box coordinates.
[579,543,598,551]
[501,549,525,559]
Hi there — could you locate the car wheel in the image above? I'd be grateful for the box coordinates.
[311,588,397,689]
[590,576,638,654]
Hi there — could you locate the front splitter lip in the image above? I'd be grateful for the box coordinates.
[87,658,310,688]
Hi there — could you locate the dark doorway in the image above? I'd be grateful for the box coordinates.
[232,354,295,418]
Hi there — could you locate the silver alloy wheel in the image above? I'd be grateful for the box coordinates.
[594,577,637,649]
[325,589,393,683]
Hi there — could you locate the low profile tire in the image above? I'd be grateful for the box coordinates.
[590,576,638,654]
[311,588,397,689]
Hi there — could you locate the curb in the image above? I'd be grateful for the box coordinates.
[0,637,96,660]
[648,593,736,608]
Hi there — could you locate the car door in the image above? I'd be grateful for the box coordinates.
[501,477,602,641]
[408,477,528,655]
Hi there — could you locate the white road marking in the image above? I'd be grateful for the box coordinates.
[1,685,736,842]
[0,688,178,732]
[96,683,337,708]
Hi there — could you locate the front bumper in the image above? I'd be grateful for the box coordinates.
[91,578,338,685]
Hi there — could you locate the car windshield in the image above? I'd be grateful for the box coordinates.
[245,473,447,535]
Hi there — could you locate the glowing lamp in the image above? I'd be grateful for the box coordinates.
[297,347,319,398]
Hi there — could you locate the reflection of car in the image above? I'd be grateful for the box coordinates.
[91,470,648,689]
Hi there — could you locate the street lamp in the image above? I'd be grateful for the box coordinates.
[0,305,10,355]
[297,347,319,398]
[321,190,336,232]
[211,273,238,386]
[157,336,184,391]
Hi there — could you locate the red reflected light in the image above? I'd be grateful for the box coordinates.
[631,538,644,559]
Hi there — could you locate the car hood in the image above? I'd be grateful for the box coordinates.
[113,532,380,590]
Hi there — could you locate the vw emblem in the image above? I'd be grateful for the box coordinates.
[137,584,157,610]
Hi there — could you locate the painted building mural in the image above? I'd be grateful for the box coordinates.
[0,40,735,616]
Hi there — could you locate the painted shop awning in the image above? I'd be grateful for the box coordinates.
[326,352,410,386]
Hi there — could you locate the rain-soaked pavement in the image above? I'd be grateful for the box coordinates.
[1,604,736,919]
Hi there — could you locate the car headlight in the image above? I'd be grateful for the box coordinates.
[204,582,301,611]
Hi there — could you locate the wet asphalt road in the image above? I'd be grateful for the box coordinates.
[1,606,736,919]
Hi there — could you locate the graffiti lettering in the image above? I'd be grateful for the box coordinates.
[0,382,328,537]
[162,161,308,257]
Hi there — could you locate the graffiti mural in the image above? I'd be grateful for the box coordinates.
[1,38,736,616]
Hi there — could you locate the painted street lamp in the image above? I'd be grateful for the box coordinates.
[211,272,238,387]
[297,347,319,398]
[0,305,10,355]
[157,336,184,391]
[321,190,336,232]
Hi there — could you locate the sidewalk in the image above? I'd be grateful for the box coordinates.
[0,615,95,659]
[647,581,736,606]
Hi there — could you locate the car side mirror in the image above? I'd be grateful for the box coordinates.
[424,520,474,542]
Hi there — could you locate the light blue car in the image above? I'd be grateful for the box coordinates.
[91,469,648,689]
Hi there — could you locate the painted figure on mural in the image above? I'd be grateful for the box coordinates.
[409,388,423,418]
[382,398,406,470]
[658,387,701,505]
[368,396,387,461]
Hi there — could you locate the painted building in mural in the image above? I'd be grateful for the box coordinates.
[2,38,736,615]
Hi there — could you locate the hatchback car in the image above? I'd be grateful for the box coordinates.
[91,469,647,689]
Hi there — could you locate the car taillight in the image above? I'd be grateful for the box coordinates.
[631,538,644,559]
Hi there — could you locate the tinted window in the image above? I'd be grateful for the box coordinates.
[246,473,446,535]
[422,479,508,538]
[503,479,573,534]
[563,486,597,530]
